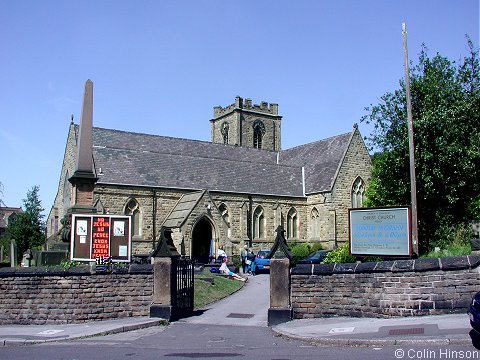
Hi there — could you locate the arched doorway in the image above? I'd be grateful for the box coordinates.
[191,217,213,264]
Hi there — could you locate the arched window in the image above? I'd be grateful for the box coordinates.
[351,177,366,208]
[253,206,265,239]
[125,198,141,237]
[310,207,320,239]
[221,122,229,145]
[287,207,298,239]
[219,203,231,238]
[253,120,265,149]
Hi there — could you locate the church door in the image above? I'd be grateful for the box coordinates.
[191,218,213,264]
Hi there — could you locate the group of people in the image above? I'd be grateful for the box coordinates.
[211,244,257,282]
[240,245,257,276]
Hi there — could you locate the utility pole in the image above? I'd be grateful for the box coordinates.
[402,22,419,256]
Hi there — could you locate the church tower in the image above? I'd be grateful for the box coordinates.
[210,96,282,151]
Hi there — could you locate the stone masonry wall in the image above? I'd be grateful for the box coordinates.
[0,264,153,325]
[331,128,372,245]
[291,256,480,319]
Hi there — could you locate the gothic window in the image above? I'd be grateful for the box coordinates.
[351,177,366,208]
[125,198,141,237]
[287,207,298,239]
[310,207,320,239]
[221,122,229,145]
[253,206,265,239]
[219,203,231,238]
[253,120,265,149]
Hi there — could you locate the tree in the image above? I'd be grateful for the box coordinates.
[361,38,480,254]
[5,186,45,262]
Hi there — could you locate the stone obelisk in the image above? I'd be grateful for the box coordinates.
[68,79,98,214]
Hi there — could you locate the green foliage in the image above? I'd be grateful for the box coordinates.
[361,37,480,254]
[322,243,356,264]
[231,255,242,271]
[5,186,45,262]
[421,225,472,258]
[289,242,324,264]
[59,259,83,271]
[290,243,311,264]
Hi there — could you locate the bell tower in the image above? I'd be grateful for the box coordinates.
[210,96,282,152]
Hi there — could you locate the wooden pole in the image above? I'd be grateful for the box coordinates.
[402,22,419,256]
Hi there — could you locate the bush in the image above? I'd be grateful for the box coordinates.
[322,243,356,264]
[290,243,311,264]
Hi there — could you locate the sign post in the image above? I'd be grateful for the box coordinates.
[349,207,412,257]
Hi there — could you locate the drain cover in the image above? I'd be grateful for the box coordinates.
[389,327,425,336]
[226,313,255,318]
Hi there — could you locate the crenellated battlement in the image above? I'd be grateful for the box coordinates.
[213,96,279,118]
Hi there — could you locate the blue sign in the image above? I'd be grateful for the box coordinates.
[349,207,411,256]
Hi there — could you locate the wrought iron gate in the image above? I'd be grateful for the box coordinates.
[171,256,194,314]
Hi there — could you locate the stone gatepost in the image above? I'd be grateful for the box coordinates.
[267,226,293,326]
[150,227,180,321]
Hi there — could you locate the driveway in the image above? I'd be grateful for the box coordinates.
[180,273,270,327]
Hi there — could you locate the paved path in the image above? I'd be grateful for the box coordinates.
[180,273,270,327]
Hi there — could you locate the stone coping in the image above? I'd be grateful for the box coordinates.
[291,256,480,275]
[0,264,153,278]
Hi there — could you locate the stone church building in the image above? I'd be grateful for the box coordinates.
[46,91,371,261]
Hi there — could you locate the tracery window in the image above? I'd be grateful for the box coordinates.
[125,198,141,237]
[253,206,265,239]
[351,177,366,208]
[287,207,298,239]
[253,120,265,149]
[221,122,229,145]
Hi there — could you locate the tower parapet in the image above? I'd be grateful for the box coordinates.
[213,96,279,119]
[211,96,282,152]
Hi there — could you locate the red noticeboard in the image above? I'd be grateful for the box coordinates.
[71,214,131,262]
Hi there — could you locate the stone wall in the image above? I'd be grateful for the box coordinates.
[330,127,372,245]
[291,256,480,319]
[0,264,153,325]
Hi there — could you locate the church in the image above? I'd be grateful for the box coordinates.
[46,81,372,261]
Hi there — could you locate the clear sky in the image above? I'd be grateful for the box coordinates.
[0,0,478,217]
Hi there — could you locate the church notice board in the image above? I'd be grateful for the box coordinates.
[70,214,131,262]
[348,207,411,257]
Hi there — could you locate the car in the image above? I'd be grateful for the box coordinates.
[296,250,331,264]
[254,249,271,272]
[468,291,480,333]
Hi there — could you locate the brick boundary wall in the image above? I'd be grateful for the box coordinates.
[0,264,153,325]
[291,256,480,319]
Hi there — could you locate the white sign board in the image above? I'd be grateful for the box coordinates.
[349,207,411,257]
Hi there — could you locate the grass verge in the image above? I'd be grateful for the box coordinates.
[194,269,245,309]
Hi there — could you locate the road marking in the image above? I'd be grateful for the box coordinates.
[328,327,355,334]
[37,329,65,336]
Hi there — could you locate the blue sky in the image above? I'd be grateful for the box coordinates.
[0,0,478,217]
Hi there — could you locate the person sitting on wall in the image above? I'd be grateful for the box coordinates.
[219,257,247,282]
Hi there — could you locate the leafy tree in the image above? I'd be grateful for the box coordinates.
[5,186,45,262]
[361,38,480,254]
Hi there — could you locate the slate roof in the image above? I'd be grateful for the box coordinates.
[86,126,353,197]
[281,132,352,194]
[162,191,205,228]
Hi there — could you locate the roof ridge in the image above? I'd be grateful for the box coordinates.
[282,131,351,152]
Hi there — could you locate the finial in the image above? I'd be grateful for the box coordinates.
[71,114,74,124]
